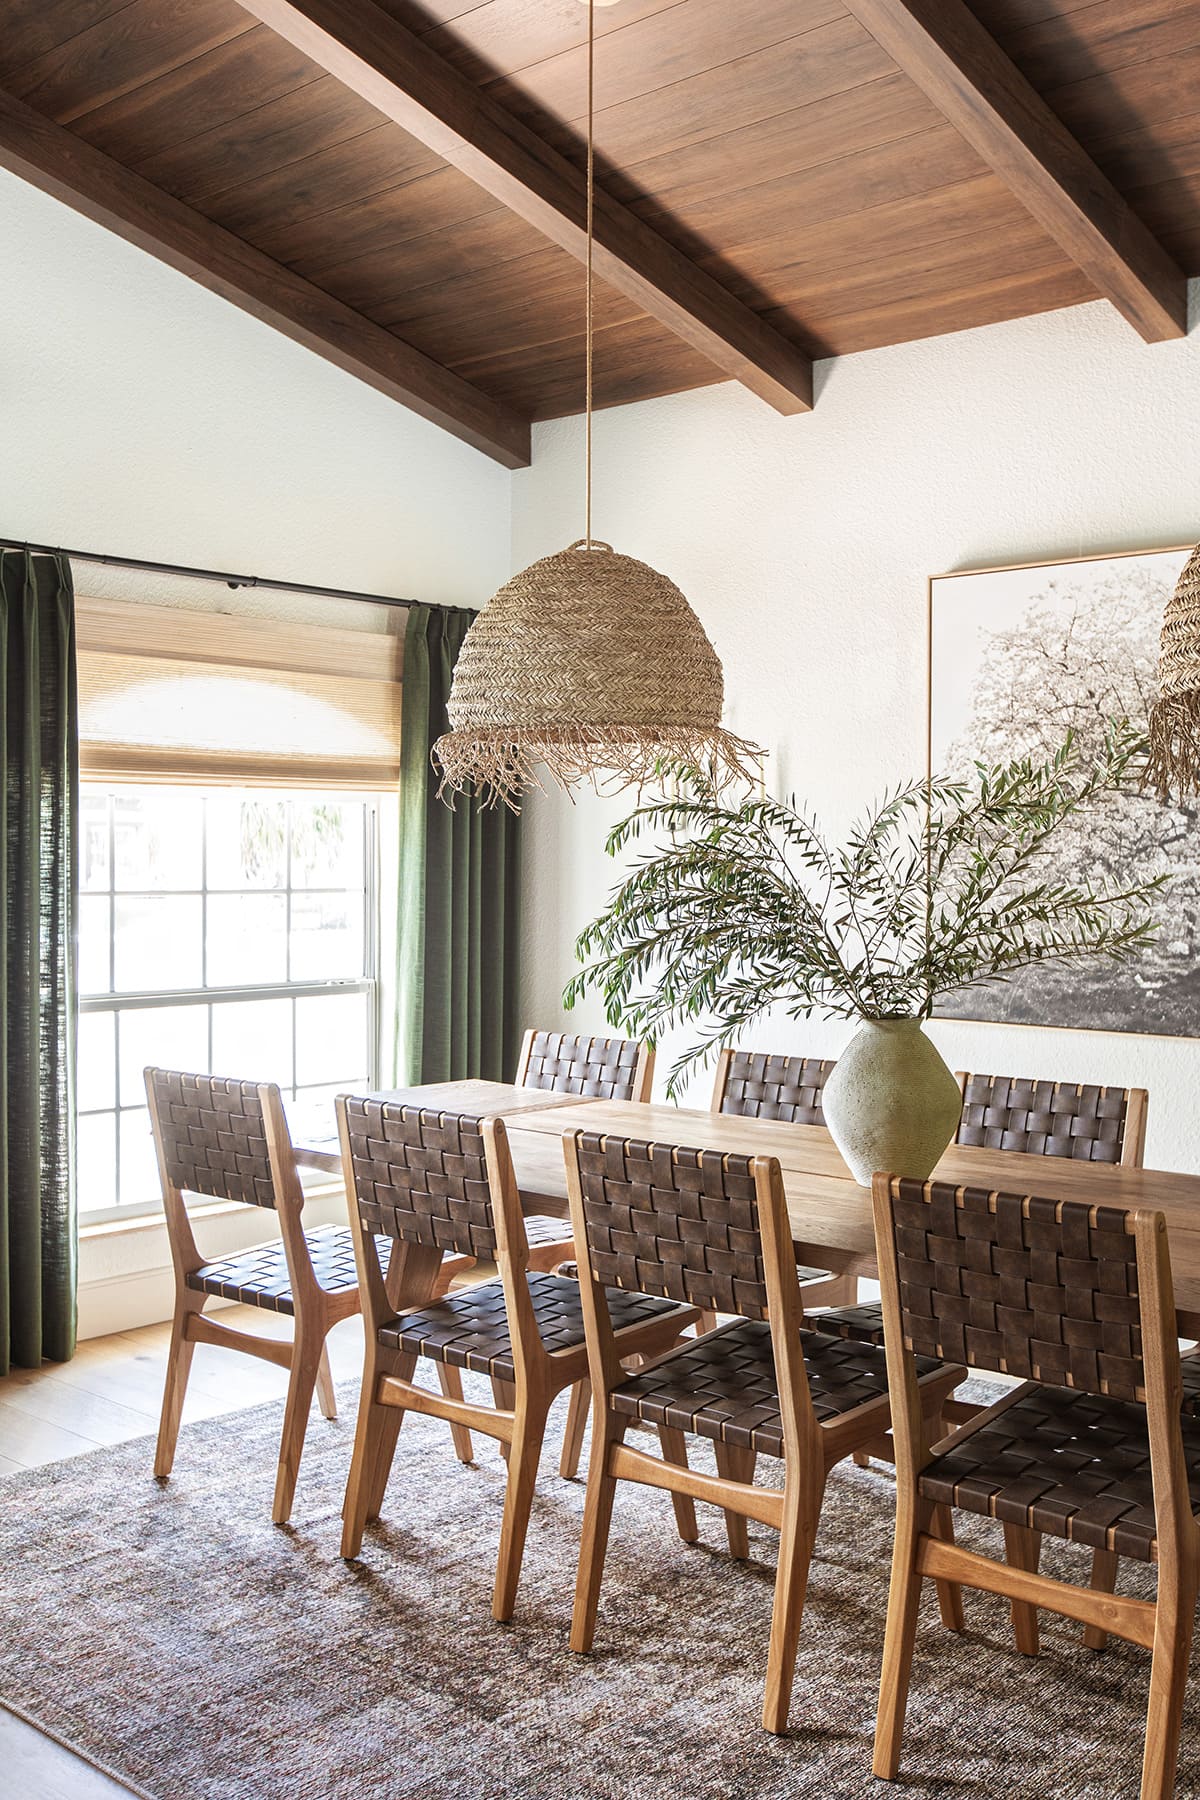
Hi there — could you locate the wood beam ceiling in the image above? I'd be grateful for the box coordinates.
[0,86,531,467]
[842,0,1187,343]
[236,0,815,414]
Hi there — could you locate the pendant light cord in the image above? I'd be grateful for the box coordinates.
[585,0,595,549]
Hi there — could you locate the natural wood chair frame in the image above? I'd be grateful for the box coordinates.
[147,1071,360,1524]
[870,1172,1199,1799]
[337,1100,698,1622]
[564,1131,965,1734]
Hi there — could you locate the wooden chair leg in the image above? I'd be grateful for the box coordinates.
[560,1378,589,1480]
[714,1442,754,1558]
[657,1425,699,1543]
[437,1363,475,1463]
[1084,1548,1120,1651]
[761,1461,825,1734]
[272,1334,325,1526]
[570,1415,627,1654]
[873,1505,930,1777]
[364,1397,405,1522]
[1002,1522,1043,1655]
[492,1401,550,1623]
[341,1358,410,1555]
[1140,1560,1199,1799]
[696,1310,720,1335]
[928,1502,965,1632]
[492,1377,516,1462]
[154,1302,198,1479]
[315,1341,337,1421]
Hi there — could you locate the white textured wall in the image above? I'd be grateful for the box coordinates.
[0,170,510,610]
[0,168,511,1331]
[512,288,1200,1175]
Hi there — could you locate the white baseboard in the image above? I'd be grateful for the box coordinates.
[77,1266,235,1340]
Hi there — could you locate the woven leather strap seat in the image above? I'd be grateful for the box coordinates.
[523,1214,574,1251]
[188,1224,391,1313]
[919,1383,1200,1562]
[607,1318,945,1458]
[379,1270,691,1383]
[807,1300,886,1346]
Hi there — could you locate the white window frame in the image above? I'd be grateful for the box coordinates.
[77,787,383,1226]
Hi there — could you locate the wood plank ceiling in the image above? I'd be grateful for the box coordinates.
[1,0,1198,466]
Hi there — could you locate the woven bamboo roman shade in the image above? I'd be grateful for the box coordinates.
[77,597,404,788]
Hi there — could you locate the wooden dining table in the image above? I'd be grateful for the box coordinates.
[292,1078,1200,1335]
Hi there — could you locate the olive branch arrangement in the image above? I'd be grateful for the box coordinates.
[564,723,1166,1097]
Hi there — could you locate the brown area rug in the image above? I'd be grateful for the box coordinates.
[0,1376,1188,1800]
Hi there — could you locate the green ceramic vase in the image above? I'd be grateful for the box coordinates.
[821,1017,963,1187]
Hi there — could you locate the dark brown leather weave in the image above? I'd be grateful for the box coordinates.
[522,1031,644,1099]
[188,1224,392,1313]
[576,1131,766,1316]
[956,1073,1130,1163]
[807,1300,886,1346]
[889,1178,1144,1401]
[919,1384,1200,1562]
[342,1101,497,1260]
[609,1319,942,1457]
[378,1270,690,1382]
[523,1214,574,1251]
[148,1069,276,1208]
[718,1051,836,1125]
[572,1132,826,1319]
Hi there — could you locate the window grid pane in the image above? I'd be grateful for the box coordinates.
[78,783,379,1214]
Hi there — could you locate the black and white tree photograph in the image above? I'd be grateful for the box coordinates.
[930,547,1200,1037]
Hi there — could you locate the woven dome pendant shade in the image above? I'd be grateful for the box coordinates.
[432,0,761,810]
[434,538,760,806]
[1147,542,1200,799]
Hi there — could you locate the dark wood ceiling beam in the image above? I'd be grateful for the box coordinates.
[842,0,1186,342]
[236,0,814,413]
[0,86,530,467]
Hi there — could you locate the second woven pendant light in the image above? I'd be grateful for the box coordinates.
[435,0,759,808]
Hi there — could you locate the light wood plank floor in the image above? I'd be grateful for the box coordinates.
[0,1307,367,1471]
[0,1307,369,1797]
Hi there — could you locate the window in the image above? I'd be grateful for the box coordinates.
[78,783,380,1218]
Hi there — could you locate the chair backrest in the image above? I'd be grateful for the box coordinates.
[955,1072,1147,1167]
[339,1099,499,1260]
[517,1029,653,1102]
[566,1130,778,1319]
[145,1068,279,1209]
[875,1175,1157,1401]
[338,1099,550,1383]
[711,1048,836,1125]
[564,1129,817,1453]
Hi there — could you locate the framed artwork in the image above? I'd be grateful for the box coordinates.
[928,544,1197,1038]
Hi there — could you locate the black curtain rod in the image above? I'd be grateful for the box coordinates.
[0,537,414,611]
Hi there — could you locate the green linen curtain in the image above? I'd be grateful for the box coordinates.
[396,604,520,1085]
[1,549,78,1374]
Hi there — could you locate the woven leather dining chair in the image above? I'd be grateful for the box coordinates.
[146,1068,475,1523]
[562,1128,965,1733]
[336,1098,699,1622]
[808,1072,1150,1347]
[870,1173,1200,1799]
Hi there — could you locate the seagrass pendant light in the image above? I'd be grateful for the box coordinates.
[434,0,759,808]
[1147,542,1200,799]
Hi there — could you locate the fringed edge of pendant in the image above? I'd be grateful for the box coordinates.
[432,725,765,810]
[1146,693,1200,801]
